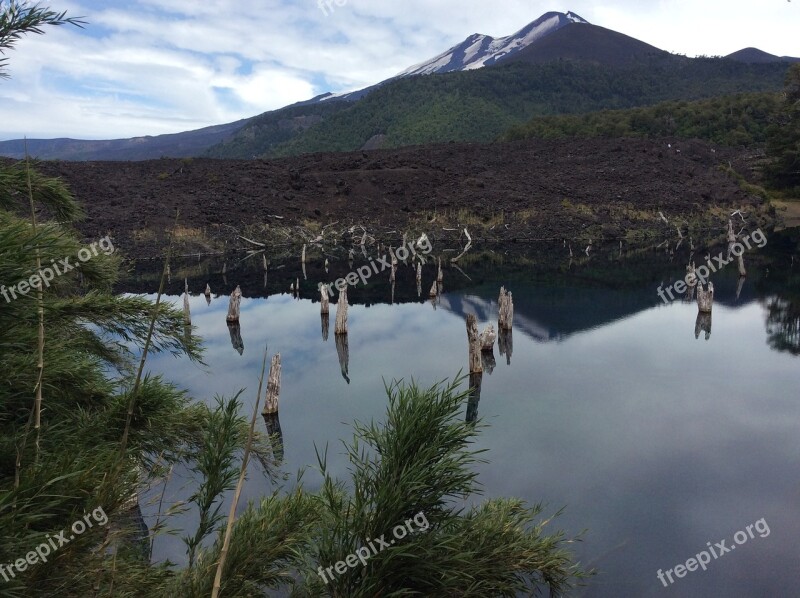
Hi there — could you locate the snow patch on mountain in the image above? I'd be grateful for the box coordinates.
[397,11,589,77]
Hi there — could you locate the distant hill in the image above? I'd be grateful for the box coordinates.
[0,119,248,161]
[726,47,800,64]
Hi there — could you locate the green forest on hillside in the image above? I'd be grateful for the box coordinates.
[502,92,784,146]
[207,58,791,159]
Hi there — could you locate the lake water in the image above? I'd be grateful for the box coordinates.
[124,231,800,597]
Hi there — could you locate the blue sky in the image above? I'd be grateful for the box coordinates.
[0,0,797,140]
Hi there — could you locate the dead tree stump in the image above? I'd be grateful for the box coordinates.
[320,283,330,315]
[479,324,496,351]
[226,285,242,323]
[183,279,191,325]
[697,282,714,313]
[262,354,281,415]
[321,312,329,342]
[498,287,514,330]
[335,286,349,335]
[466,314,483,374]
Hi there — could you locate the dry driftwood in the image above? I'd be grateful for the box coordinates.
[335,286,349,334]
[262,354,282,415]
[498,287,514,330]
[466,314,483,374]
[697,282,714,313]
[226,285,242,323]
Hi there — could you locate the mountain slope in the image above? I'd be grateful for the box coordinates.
[397,11,588,77]
[249,58,790,158]
[496,22,670,67]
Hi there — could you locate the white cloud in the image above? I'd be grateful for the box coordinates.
[0,0,797,140]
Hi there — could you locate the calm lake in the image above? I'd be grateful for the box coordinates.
[122,231,799,597]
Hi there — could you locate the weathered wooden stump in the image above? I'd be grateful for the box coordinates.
[479,324,496,352]
[262,354,281,415]
[319,283,330,315]
[226,285,242,323]
[183,279,191,326]
[466,314,483,374]
[335,286,349,335]
[697,282,714,313]
[498,287,514,330]
[301,244,306,264]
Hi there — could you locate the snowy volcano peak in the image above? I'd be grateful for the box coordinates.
[397,11,589,77]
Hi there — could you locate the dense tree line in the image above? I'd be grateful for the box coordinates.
[502,92,783,146]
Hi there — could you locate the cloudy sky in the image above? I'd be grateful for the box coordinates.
[0,0,797,141]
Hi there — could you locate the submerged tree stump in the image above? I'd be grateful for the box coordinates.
[227,322,244,355]
[498,328,513,365]
[466,371,483,425]
[697,282,714,313]
[466,314,483,374]
[335,332,350,384]
[695,312,712,341]
[335,286,349,335]
[183,279,191,326]
[498,287,514,330]
[320,283,330,314]
[262,413,284,466]
[321,312,329,342]
[226,285,242,323]
[262,354,281,415]
[479,324,496,351]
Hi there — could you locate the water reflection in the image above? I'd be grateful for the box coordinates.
[119,233,800,597]
[227,322,244,355]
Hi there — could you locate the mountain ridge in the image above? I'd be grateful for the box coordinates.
[0,11,794,161]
